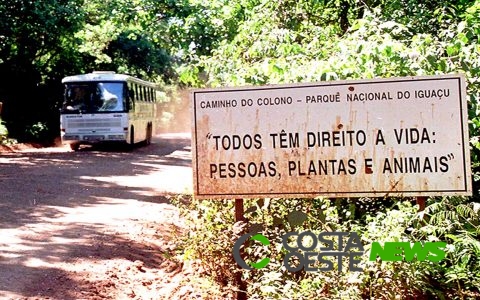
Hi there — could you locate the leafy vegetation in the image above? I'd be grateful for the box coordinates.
[0,117,8,144]
[174,196,480,299]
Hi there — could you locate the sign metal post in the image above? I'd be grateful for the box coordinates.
[234,198,247,300]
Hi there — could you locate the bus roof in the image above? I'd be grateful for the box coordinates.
[61,72,156,87]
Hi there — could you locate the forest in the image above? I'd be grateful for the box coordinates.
[1,0,479,298]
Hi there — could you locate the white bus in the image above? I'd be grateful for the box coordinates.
[60,71,158,150]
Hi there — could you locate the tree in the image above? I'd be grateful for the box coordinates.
[0,0,86,140]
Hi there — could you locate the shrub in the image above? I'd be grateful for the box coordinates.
[173,196,480,299]
[0,117,8,143]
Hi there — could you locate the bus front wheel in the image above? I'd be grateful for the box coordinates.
[70,143,80,151]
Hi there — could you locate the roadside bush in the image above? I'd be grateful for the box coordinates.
[173,196,480,299]
[410,196,480,299]
[0,117,16,145]
[0,117,8,143]
[172,197,239,298]
[24,122,50,143]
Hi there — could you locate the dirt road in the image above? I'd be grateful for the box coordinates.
[0,134,200,300]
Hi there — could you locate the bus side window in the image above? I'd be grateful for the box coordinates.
[128,83,134,101]
[130,94,135,112]
[135,84,140,101]
[129,84,135,112]
[129,89,135,101]
[125,84,133,112]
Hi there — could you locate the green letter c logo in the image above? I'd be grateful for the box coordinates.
[250,234,270,269]
[233,233,270,270]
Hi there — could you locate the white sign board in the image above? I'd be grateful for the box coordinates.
[191,75,471,199]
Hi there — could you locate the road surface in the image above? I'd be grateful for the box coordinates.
[0,134,200,299]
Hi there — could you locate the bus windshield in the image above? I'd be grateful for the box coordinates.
[62,82,126,113]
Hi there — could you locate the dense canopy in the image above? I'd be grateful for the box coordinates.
[0,0,478,183]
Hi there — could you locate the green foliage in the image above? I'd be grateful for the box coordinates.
[174,197,480,299]
[0,117,8,143]
[0,0,86,140]
[410,197,480,298]
[24,122,49,143]
[172,197,240,292]
[74,0,176,81]
[188,2,479,87]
